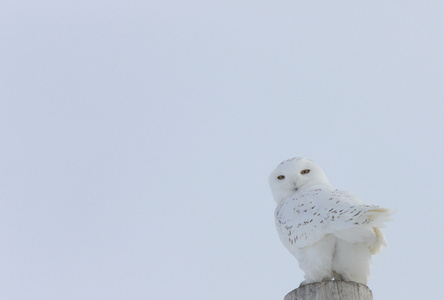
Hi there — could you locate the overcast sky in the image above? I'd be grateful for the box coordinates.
[1,1,444,299]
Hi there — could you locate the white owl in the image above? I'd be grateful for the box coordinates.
[270,157,391,286]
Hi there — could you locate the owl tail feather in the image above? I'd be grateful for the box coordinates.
[366,207,393,254]
[370,228,387,254]
[366,207,393,228]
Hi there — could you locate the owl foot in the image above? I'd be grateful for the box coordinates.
[300,277,333,287]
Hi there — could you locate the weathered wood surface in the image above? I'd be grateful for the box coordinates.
[284,281,373,300]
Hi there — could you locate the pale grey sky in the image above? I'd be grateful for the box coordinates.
[1,1,444,299]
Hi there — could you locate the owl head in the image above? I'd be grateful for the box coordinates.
[269,157,332,203]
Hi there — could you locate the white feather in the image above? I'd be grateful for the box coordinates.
[270,157,392,285]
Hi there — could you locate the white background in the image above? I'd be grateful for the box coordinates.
[2,1,444,299]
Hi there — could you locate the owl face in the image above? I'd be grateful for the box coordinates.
[269,157,331,203]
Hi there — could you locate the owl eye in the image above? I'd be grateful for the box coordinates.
[300,169,310,174]
[277,175,285,180]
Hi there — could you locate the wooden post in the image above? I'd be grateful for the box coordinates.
[284,281,373,300]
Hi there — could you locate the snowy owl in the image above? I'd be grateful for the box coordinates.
[269,157,391,286]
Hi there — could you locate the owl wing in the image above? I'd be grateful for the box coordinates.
[275,187,391,250]
[333,189,366,205]
[275,187,337,249]
[325,189,391,252]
